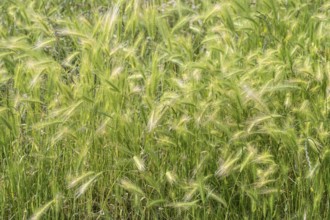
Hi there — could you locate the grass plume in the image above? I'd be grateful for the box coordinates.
[0,0,329,219]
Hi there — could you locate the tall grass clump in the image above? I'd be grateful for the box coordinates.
[0,0,329,219]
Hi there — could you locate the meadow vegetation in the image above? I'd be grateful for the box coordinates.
[0,0,329,219]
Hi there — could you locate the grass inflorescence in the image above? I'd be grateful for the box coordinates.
[0,0,329,219]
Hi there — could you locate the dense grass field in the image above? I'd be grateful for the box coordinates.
[0,0,329,219]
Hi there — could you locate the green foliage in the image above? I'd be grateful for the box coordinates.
[0,0,329,219]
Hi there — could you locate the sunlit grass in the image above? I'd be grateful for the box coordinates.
[0,0,329,219]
